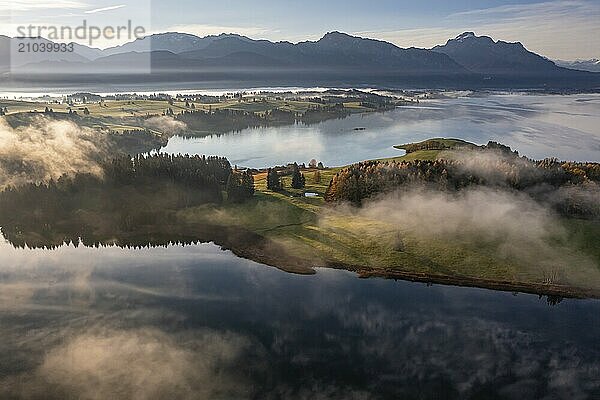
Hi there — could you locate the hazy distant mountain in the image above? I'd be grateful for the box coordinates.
[298,32,463,70]
[0,35,10,70]
[71,43,104,60]
[102,32,244,57]
[555,59,600,73]
[164,31,467,73]
[0,35,93,70]
[3,31,599,88]
[103,31,462,73]
[22,31,466,76]
[179,36,298,63]
[432,32,568,76]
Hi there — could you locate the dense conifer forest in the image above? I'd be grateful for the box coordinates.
[0,154,255,246]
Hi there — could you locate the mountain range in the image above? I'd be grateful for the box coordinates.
[1,31,598,88]
[554,59,600,73]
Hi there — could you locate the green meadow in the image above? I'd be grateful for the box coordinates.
[177,146,600,297]
[0,96,378,133]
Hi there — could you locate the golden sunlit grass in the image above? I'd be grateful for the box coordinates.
[178,148,600,291]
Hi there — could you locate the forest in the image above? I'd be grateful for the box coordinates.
[325,142,600,218]
[0,153,255,247]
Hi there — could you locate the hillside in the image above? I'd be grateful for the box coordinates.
[432,32,576,76]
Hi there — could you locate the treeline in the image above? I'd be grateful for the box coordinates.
[0,153,255,207]
[105,130,168,155]
[109,128,154,136]
[400,139,477,154]
[300,104,349,124]
[175,108,269,132]
[172,104,354,135]
[325,146,600,218]
[0,154,255,244]
[105,153,232,191]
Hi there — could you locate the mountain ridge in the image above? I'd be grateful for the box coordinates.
[1,31,598,88]
[555,59,600,73]
[432,32,570,76]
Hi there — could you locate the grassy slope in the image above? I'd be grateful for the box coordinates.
[176,148,600,295]
[394,138,476,151]
[0,98,375,133]
[377,138,480,162]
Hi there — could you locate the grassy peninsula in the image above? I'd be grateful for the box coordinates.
[0,138,598,299]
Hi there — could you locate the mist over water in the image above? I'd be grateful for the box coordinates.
[161,93,600,167]
[0,116,108,189]
[1,90,599,398]
[0,238,599,399]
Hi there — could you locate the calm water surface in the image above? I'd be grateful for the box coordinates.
[2,91,600,399]
[162,93,600,167]
[0,238,599,399]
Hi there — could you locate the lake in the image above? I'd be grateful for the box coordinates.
[2,90,599,399]
[161,93,600,167]
[0,238,599,399]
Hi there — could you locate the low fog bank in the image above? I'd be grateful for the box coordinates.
[324,144,599,284]
[346,185,599,285]
[452,147,599,213]
[143,116,187,135]
[0,116,109,189]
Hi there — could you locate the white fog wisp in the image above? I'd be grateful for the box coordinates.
[0,116,109,189]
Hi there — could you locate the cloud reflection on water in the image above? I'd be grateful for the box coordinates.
[0,240,599,399]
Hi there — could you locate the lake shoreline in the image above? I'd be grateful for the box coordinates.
[216,240,600,300]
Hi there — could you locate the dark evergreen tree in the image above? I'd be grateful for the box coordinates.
[227,171,255,203]
[291,163,305,189]
[267,168,282,191]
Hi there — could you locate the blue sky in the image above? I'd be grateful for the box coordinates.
[1,0,598,59]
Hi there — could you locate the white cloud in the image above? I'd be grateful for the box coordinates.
[357,0,600,60]
[84,4,126,14]
[0,0,86,17]
[445,0,594,20]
